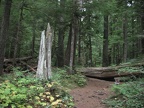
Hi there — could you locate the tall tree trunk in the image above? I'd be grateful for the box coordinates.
[78,26,81,64]
[88,16,92,66]
[141,14,144,54]
[64,24,72,66]
[0,0,12,74]
[52,25,57,64]
[102,15,109,67]
[57,29,64,67]
[57,0,65,67]
[69,0,79,73]
[116,44,121,65]
[13,2,23,64]
[112,44,116,64]
[46,23,52,79]
[88,33,92,66]
[31,17,36,57]
[57,22,64,67]
[69,17,78,73]
[0,0,2,31]
[123,14,128,62]
[69,22,75,73]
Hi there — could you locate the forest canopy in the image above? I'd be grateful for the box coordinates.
[0,0,144,73]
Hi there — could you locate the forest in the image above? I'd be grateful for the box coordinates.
[0,0,144,108]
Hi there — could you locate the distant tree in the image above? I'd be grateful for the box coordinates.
[69,0,79,73]
[102,15,109,67]
[0,0,12,74]
[13,0,24,64]
[57,0,65,67]
[123,13,128,62]
[140,1,144,54]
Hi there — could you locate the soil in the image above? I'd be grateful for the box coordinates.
[70,78,114,108]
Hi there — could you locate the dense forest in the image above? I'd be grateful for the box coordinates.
[0,0,144,108]
[0,0,144,71]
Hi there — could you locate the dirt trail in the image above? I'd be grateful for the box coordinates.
[70,78,113,108]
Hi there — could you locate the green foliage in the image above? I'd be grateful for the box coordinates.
[0,68,74,108]
[105,78,144,108]
[52,68,87,88]
[118,66,144,73]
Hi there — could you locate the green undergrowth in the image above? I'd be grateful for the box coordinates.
[0,67,75,108]
[118,66,144,74]
[105,78,144,108]
[52,68,87,88]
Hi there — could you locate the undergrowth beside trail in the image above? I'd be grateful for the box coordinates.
[0,67,87,108]
[52,68,87,88]
[105,60,144,108]
[105,77,144,108]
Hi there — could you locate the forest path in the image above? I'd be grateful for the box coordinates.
[70,78,113,108]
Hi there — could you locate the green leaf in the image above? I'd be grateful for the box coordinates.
[11,104,16,108]
[26,105,33,108]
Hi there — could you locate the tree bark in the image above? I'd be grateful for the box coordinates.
[13,2,24,64]
[36,31,46,79]
[57,0,65,67]
[69,0,79,73]
[31,17,36,57]
[139,0,144,54]
[45,23,52,79]
[78,23,81,65]
[123,14,128,62]
[141,15,144,54]
[102,15,109,67]
[64,24,72,66]
[57,27,64,67]
[69,22,75,73]
[37,24,53,80]
[0,0,12,74]
[37,23,53,80]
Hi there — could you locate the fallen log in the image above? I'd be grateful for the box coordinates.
[77,67,117,73]
[80,70,143,78]
[117,62,144,68]
[19,61,37,72]
[4,56,32,63]
[76,63,144,78]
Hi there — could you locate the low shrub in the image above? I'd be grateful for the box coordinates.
[105,78,144,108]
[52,68,87,88]
[0,68,74,108]
[118,66,144,73]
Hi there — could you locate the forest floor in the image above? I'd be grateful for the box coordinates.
[70,78,114,108]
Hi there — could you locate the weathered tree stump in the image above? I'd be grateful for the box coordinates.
[36,23,52,80]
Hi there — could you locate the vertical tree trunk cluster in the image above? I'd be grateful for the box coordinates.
[57,0,65,67]
[141,0,144,54]
[69,0,80,73]
[0,0,12,74]
[13,1,24,64]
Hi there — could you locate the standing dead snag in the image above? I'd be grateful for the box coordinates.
[36,31,46,79]
[36,23,52,80]
[45,23,52,79]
